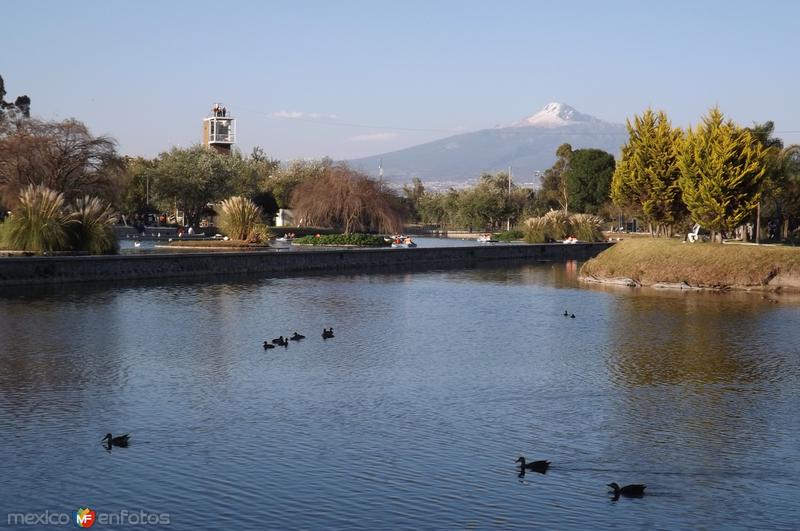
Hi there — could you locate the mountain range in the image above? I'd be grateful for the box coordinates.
[348,103,628,186]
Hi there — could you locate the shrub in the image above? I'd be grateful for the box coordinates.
[70,195,118,254]
[3,185,74,252]
[493,230,524,242]
[522,210,605,243]
[292,233,389,246]
[523,217,549,243]
[219,196,270,243]
[569,213,604,242]
[542,210,571,241]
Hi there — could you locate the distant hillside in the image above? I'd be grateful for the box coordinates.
[348,103,627,186]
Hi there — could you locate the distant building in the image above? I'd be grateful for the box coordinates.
[202,103,236,155]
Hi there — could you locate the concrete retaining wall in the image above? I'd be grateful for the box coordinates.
[0,243,612,286]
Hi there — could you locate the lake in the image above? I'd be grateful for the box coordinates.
[1,263,798,529]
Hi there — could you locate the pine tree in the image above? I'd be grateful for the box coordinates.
[677,108,768,241]
[611,109,683,235]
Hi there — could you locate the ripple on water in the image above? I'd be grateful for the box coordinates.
[1,266,799,529]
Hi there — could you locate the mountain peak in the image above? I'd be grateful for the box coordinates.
[511,102,602,128]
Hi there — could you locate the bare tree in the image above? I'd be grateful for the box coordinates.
[291,163,405,233]
[0,118,121,209]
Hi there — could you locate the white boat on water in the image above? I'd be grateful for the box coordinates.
[391,241,417,248]
[477,233,498,243]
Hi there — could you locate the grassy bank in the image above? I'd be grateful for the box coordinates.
[580,239,800,291]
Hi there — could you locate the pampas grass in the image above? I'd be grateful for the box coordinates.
[70,195,118,254]
[219,196,270,243]
[523,210,605,243]
[3,185,74,252]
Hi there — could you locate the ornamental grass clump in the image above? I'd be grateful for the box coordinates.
[542,209,571,241]
[219,196,270,243]
[70,195,118,254]
[523,217,548,243]
[569,213,604,242]
[3,184,74,252]
[522,210,605,243]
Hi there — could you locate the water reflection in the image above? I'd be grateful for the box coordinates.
[0,264,799,529]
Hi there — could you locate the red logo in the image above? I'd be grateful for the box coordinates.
[74,507,96,528]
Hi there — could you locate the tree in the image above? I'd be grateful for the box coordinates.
[265,158,329,209]
[677,108,768,241]
[0,118,120,209]
[116,156,156,215]
[564,148,615,214]
[402,177,425,221]
[417,189,460,230]
[290,163,405,233]
[147,146,234,227]
[612,109,684,234]
[0,74,31,121]
[538,143,573,212]
[456,182,506,229]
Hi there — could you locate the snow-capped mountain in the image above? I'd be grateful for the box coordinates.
[348,103,627,186]
[510,102,603,128]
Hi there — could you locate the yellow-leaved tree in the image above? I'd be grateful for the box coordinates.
[677,108,768,242]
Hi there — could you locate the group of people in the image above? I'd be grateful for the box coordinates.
[392,235,414,245]
[212,103,227,117]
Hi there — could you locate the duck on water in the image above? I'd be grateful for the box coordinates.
[607,482,646,499]
[102,433,130,448]
[516,456,550,474]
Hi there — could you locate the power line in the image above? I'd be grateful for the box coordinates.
[237,108,800,137]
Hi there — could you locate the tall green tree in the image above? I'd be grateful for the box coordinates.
[402,177,425,222]
[564,148,615,214]
[612,109,684,234]
[677,108,768,241]
[147,146,235,227]
[538,143,573,212]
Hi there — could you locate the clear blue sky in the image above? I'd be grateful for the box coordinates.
[4,0,800,160]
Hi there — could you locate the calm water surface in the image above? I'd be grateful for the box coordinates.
[1,263,798,529]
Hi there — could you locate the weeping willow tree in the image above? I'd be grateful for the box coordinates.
[611,109,684,235]
[677,108,768,242]
[290,163,405,234]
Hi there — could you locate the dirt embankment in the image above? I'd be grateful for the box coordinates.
[579,239,800,292]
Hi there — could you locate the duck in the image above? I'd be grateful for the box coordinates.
[322,328,335,339]
[570,313,576,318]
[563,310,569,316]
[263,341,275,350]
[133,241,142,248]
[515,456,550,474]
[607,482,646,498]
[290,332,305,341]
[272,336,288,346]
[102,433,130,448]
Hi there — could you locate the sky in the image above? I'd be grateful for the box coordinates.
[4,0,800,161]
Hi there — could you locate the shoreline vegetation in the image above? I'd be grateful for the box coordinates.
[580,239,800,292]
